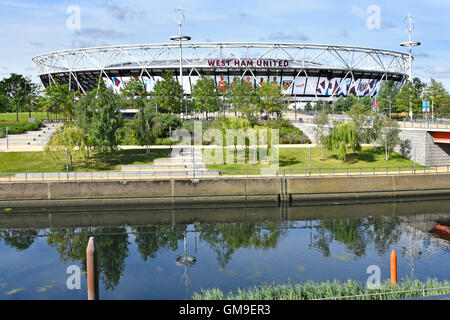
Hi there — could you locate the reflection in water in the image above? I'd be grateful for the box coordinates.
[0,199,449,299]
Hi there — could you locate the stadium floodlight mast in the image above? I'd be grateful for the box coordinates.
[170,7,191,116]
[400,14,421,120]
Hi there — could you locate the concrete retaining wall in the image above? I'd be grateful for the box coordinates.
[0,178,281,204]
[288,174,450,201]
[1,174,450,204]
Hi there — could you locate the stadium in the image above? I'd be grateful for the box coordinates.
[32,42,410,102]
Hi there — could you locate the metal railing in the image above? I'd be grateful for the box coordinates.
[312,286,450,300]
[0,165,449,183]
[295,116,450,129]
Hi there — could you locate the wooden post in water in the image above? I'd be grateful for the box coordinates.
[86,237,99,300]
[390,249,397,286]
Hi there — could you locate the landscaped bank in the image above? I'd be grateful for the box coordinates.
[193,278,450,300]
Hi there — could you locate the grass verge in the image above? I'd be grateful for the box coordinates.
[0,149,171,173]
[193,278,450,300]
[206,147,418,175]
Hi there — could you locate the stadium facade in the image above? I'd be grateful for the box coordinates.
[32,42,410,102]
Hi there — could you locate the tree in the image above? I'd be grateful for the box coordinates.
[424,78,450,117]
[134,104,164,155]
[366,112,384,152]
[334,95,358,113]
[121,77,147,110]
[0,94,10,113]
[378,80,400,115]
[0,73,37,121]
[304,102,313,112]
[379,118,400,160]
[45,124,91,165]
[347,102,368,140]
[313,110,329,160]
[191,75,220,118]
[325,121,360,161]
[393,78,425,116]
[78,80,123,161]
[226,77,258,118]
[41,82,77,119]
[152,72,184,114]
[258,81,285,118]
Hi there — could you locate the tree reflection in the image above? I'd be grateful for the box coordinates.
[132,225,186,261]
[46,226,129,290]
[312,217,403,258]
[199,222,287,268]
[0,229,39,251]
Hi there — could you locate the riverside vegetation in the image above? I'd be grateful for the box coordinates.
[193,278,450,300]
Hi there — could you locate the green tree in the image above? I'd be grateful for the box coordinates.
[121,77,147,110]
[226,78,259,118]
[258,81,284,118]
[347,102,368,140]
[134,104,164,155]
[366,113,384,152]
[325,121,361,161]
[79,80,123,161]
[0,94,10,112]
[378,80,400,115]
[191,75,220,118]
[41,82,77,119]
[380,118,401,161]
[424,78,450,117]
[45,124,91,164]
[334,95,358,113]
[313,110,329,160]
[304,102,313,112]
[0,73,37,121]
[152,72,184,114]
[393,78,425,116]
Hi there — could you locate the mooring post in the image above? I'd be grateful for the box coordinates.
[390,249,397,286]
[86,237,99,300]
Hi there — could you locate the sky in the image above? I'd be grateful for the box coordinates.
[0,0,449,89]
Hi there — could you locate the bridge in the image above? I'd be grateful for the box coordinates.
[293,116,450,166]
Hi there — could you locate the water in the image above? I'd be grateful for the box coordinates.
[0,198,449,300]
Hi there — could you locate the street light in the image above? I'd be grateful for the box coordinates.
[66,148,70,180]
[170,7,191,119]
[400,14,421,81]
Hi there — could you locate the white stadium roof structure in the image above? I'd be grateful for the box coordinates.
[32,42,411,101]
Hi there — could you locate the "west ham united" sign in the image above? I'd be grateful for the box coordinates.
[207,59,290,68]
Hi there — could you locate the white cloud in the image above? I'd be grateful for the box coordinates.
[269,32,309,41]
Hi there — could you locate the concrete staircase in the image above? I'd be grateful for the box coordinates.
[121,147,219,177]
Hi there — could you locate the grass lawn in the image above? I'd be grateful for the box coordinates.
[0,149,170,173]
[0,112,51,122]
[206,147,419,174]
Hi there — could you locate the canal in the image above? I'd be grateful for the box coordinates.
[0,198,449,299]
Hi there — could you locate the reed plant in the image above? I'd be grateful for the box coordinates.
[193,278,450,300]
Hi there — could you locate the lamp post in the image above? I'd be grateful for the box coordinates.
[400,14,421,81]
[66,148,70,180]
[170,7,191,119]
[432,97,434,121]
